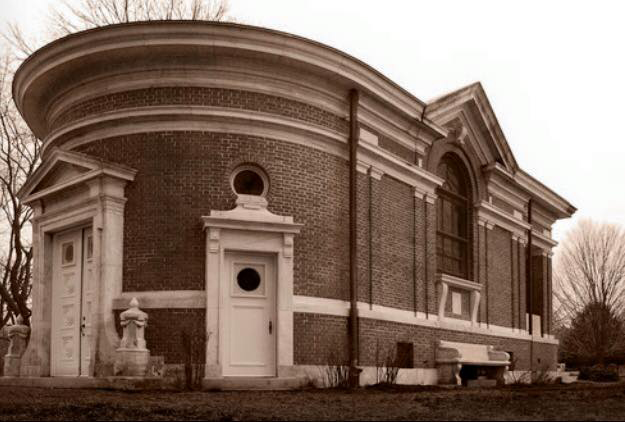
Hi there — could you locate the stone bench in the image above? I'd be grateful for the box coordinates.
[436,340,510,386]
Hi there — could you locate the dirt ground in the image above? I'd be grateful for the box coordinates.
[1,382,624,421]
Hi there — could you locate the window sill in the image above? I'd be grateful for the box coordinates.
[437,273,481,326]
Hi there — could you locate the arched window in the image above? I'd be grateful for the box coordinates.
[436,154,471,279]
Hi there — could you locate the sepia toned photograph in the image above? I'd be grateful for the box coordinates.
[0,0,623,420]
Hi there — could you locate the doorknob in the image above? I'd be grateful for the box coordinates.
[269,320,273,334]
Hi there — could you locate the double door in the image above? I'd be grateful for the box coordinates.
[51,227,94,376]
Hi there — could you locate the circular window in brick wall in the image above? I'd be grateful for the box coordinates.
[231,165,268,197]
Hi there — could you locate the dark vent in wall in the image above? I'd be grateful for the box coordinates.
[396,342,414,368]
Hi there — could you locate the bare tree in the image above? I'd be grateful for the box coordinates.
[554,219,625,365]
[0,0,233,329]
[5,0,233,58]
[0,51,41,328]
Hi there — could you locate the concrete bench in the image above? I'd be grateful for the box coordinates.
[436,340,510,385]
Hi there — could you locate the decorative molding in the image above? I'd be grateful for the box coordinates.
[43,106,346,157]
[112,290,206,309]
[293,295,559,345]
[438,273,481,291]
[19,148,137,204]
[437,274,481,326]
[511,234,527,245]
[202,195,303,235]
[477,200,530,238]
[425,193,437,205]
[358,140,443,193]
[283,233,294,259]
[368,166,384,180]
[515,170,576,219]
[203,192,302,377]
[531,229,558,250]
[359,127,379,146]
[15,22,436,140]
[358,98,433,153]
[356,160,370,175]
[46,67,348,129]
[57,113,347,162]
[484,162,530,211]
[43,106,442,198]
[230,164,269,197]
[477,218,494,230]
[208,228,220,254]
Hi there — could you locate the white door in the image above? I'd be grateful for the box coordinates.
[223,252,276,377]
[80,230,94,376]
[51,227,93,376]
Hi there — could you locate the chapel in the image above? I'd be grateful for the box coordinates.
[9,21,575,387]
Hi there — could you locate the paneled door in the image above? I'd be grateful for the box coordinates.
[222,252,276,376]
[51,227,93,376]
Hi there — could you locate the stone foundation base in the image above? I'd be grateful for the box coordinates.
[3,355,22,377]
[114,349,150,376]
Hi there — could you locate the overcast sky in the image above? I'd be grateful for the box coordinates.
[2,0,624,247]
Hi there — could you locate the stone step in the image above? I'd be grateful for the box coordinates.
[202,376,307,391]
[0,376,176,390]
[0,375,308,391]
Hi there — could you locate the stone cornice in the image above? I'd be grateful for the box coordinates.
[292,295,559,345]
[358,141,444,193]
[515,170,576,219]
[531,229,558,250]
[44,105,444,196]
[437,273,481,292]
[19,148,137,204]
[426,82,518,173]
[483,163,530,211]
[476,200,531,238]
[202,195,303,235]
[14,21,442,140]
[113,291,205,310]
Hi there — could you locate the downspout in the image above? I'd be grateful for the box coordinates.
[416,106,429,318]
[348,89,361,388]
[527,198,534,372]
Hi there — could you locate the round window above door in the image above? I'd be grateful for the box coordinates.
[230,165,269,197]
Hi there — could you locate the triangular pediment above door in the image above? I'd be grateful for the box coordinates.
[33,161,92,191]
[18,148,137,204]
[425,82,518,173]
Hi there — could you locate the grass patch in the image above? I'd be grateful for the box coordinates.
[1,382,625,420]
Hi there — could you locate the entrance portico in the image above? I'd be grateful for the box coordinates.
[17,148,136,377]
[202,194,302,380]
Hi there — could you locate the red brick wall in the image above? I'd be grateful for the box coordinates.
[294,313,558,371]
[414,196,428,314]
[56,84,552,368]
[356,172,371,304]
[488,226,514,328]
[75,132,350,300]
[425,200,438,316]
[377,136,415,163]
[371,176,415,311]
[115,309,205,364]
[293,313,349,365]
[518,241,527,330]
[50,87,348,135]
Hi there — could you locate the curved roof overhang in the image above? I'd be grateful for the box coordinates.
[13,21,440,140]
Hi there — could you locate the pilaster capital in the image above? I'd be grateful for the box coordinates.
[369,166,384,180]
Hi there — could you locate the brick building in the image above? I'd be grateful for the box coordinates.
[12,21,574,386]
